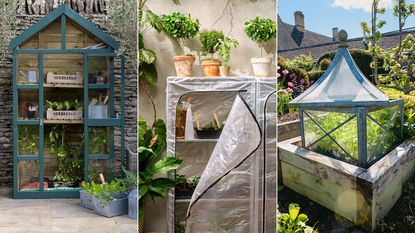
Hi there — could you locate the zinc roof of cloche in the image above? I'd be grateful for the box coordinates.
[289,30,390,108]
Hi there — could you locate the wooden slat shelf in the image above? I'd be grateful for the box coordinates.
[44,119,83,124]
[44,83,83,88]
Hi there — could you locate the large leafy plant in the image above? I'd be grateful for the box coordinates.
[277,203,318,233]
[161,12,200,54]
[214,36,239,66]
[244,17,276,56]
[82,180,127,205]
[139,116,182,217]
[199,30,224,59]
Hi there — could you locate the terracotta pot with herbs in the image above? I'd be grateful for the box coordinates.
[161,12,200,77]
[199,30,224,77]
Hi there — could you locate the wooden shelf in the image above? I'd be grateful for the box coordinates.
[44,119,84,124]
[44,84,83,88]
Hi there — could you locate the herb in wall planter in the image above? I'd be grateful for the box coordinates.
[244,17,276,77]
[194,121,224,139]
[214,36,239,77]
[175,174,200,199]
[161,12,200,77]
[199,30,224,77]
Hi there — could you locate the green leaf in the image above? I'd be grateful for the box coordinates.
[150,157,182,175]
[297,213,308,222]
[139,185,149,199]
[139,48,156,64]
[289,203,300,220]
[140,63,158,85]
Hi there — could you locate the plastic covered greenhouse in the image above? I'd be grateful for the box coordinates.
[289,30,404,168]
[166,77,276,233]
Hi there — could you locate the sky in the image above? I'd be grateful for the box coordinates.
[278,0,415,39]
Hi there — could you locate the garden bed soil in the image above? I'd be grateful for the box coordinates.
[278,186,415,233]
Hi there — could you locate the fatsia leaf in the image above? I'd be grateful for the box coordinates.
[140,63,157,85]
[149,157,182,176]
[152,119,167,155]
[139,48,156,64]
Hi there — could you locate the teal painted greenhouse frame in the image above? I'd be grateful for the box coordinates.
[9,5,125,198]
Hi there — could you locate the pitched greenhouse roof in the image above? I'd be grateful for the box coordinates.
[9,4,117,50]
[289,39,388,107]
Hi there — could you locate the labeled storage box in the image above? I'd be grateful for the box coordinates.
[46,108,83,120]
[46,72,83,85]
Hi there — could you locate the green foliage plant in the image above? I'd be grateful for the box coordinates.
[18,126,39,155]
[277,92,294,116]
[161,12,200,54]
[199,30,224,60]
[244,17,276,56]
[287,54,314,72]
[139,116,182,218]
[277,203,318,233]
[82,180,127,205]
[214,36,239,66]
[45,99,83,111]
[195,121,224,131]
[89,128,108,154]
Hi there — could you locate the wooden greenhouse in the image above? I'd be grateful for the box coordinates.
[9,5,125,198]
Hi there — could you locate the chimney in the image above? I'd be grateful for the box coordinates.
[294,11,304,31]
[332,27,339,42]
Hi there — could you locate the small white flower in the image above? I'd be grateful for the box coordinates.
[304,226,314,233]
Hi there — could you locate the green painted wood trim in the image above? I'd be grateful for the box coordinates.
[10,5,117,50]
[16,49,113,54]
[87,53,117,57]
[83,54,89,181]
[9,5,65,49]
[87,119,122,127]
[88,84,109,89]
[17,84,39,90]
[16,120,40,125]
[38,54,44,192]
[109,57,115,179]
[14,190,80,199]
[17,156,40,161]
[89,154,110,160]
[61,15,66,49]
[120,56,125,173]
[12,51,18,198]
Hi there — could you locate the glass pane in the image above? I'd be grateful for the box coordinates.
[18,126,39,156]
[44,125,84,190]
[38,18,61,49]
[66,18,104,49]
[18,161,40,191]
[88,90,110,119]
[18,54,38,84]
[44,54,83,86]
[304,110,358,163]
[88,160,110,183]
[18,89,39,120]
[367,106,401,163]
[88,127,109,154]
[88,57,110,84]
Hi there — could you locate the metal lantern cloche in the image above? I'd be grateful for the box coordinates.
[289,30,404,168]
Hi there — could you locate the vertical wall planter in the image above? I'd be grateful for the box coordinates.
[9,5,126,199]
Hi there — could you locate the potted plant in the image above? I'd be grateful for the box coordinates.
[139,116,182,233]
[194,121,224,139]
[161,12,200,77]
[122,167,138,220]
[89,59,106,84]
[175,174,200,199]
[244,17,276,77]
[45,99,83,120]
[82,180,129,217]
[25,103,38,119]
[199,30,224,77]
[214,36,239,76]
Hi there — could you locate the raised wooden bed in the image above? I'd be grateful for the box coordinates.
[46,108,83,120]
[278,137,415,231]
[46,72,83,85]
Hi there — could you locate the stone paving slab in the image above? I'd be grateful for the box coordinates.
[0,188,137,233]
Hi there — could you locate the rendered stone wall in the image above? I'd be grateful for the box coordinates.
[139,0,276,231]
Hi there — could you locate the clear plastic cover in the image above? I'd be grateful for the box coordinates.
[166,77,276,233]
[185,94,261,232]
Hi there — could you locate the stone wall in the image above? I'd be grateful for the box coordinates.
[0,1,137,184]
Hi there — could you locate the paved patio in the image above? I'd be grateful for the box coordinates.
[0,187,136,233]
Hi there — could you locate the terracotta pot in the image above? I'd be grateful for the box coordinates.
[173,55,196,77]
[219,65,230,77]
[201,60,221,77]
[251,57,272,77]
